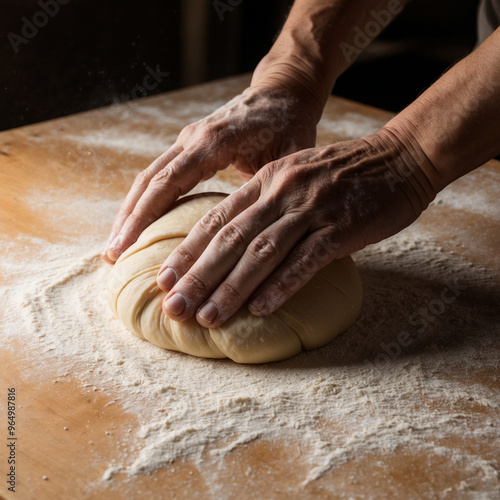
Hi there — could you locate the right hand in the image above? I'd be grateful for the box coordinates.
[155,128,438,327]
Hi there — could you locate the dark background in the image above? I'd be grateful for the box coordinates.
[0,0,480,131]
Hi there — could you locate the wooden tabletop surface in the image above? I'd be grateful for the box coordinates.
[0,75,499,499]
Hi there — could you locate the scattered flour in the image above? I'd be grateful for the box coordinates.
[317,111,383,140]
[64,130,178,159]
[2,84,499,496]
[431,167,500,220]
[2,176,499,497]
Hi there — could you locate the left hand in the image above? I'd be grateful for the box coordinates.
[101,84,318,264]
[157,129,437,327]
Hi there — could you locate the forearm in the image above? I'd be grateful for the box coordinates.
[251,0,409,120]
[383,27,500,193]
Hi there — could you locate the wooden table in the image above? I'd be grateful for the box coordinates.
[1,75,499,499]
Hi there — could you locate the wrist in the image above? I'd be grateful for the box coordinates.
[383,30,500,188]
[362,127,439,215]
[250,51,328,126]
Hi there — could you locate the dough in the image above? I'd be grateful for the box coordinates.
[107,193,363,364]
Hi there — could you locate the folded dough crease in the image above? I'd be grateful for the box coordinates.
[107,193,363,364]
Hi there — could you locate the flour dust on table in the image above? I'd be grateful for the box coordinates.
[1,177,499,497]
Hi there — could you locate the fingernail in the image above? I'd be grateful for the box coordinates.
[158,267,177,290]
[100,252,113,264]
[101,238,112,260]
[164,293,186,316]
[109,234,123,256]
[249,295,266,316]
[197,302,219,324]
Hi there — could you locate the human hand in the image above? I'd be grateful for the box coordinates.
[157,129,438,327]
[101,85,319,264]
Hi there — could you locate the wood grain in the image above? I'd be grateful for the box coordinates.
[0,75,499,499]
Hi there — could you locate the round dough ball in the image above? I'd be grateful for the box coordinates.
[107,193,363,364]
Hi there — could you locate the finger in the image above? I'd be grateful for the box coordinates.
[102,145,183,261]
[247,228,341,316]
[161,194,278,322]
[195,214,309,327]
[107,147,219,261]
[157,179,261,290]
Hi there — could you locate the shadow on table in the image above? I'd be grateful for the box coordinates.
[273,264,499,371]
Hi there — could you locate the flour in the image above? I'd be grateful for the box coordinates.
[64,130,178,159]
[2,85,500,496]
[317,112,383,140]
[431,167,500,220]
[2,171,499,497]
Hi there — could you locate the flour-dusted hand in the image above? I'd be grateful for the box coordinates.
[101,84,319,264]
[156,24,500,327]
[156,129,438,327]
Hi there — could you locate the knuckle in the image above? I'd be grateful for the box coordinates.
[267,167,306,199]
[256,161,279,184]
[218,281,242,302]
[271,268,302,295]
[312,230,338,262]
[196,124,219,145]
[133,170,150,188]
[173,244,195,265]
[199,207,227,235]
[268,275,289,294]
[253,195,276,215]
[279,165,304,184]
[292,248,317,276]
[179,123,197,139]
[151,167,175,186]
[149,169,182,199]
[181,272,207,294]
[248,236,279,265]
[220,224,246,254]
